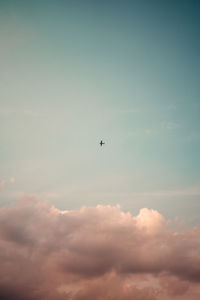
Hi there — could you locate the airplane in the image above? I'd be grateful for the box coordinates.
[100,140,105,146]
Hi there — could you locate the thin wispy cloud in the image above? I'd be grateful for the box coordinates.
[22,109,44,118]
[160,121,180,130]
[127,130,137,137]
[145,129,154,135]
[167,104,176,110]
[130,187,200,198]
[0,108,45,118]
[119,108,140,113]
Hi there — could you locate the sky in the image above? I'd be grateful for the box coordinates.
[0,0,200,299]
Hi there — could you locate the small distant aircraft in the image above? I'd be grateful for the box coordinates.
[100,140,105,146]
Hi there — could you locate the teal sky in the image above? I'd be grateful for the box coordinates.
[0,0,200,224]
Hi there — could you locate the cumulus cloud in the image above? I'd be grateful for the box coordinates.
[0,196,199,299]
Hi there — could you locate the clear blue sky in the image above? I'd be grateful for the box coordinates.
[0,0,200,224]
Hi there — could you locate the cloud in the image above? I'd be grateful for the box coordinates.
[160,121,180,130]
[119,108,140,113]
[0,108,44,118]
[111,108,140,116]
[167,105,176,110]
[127,130,137,137]
[0,196,199,299]
[130,186,200,198]
[0,177,15,192]
[145,129,154,135]
[0,180,6,190]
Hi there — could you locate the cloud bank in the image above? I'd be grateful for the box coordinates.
[0,196,200,299]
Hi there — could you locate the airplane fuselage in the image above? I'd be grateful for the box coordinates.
[100,140,105,146]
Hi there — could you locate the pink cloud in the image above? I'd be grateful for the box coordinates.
[0,196,199,299]
[0,180,6,190]
[10,177,15,183]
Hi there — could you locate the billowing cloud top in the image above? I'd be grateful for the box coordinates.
[0,196,200,299]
